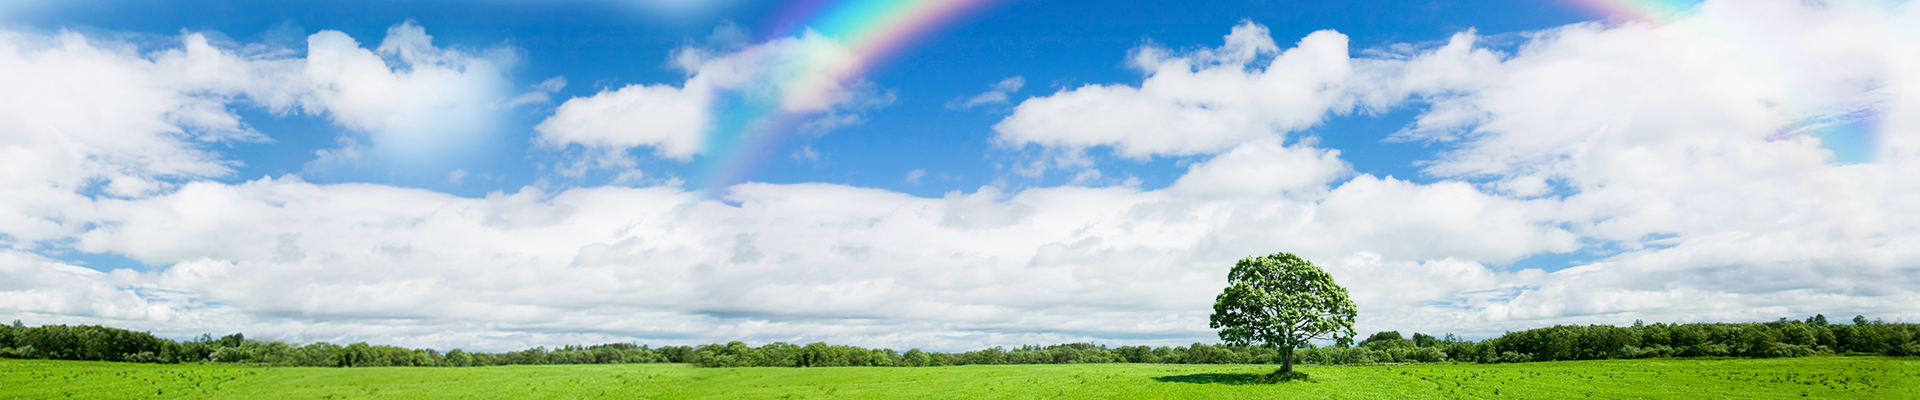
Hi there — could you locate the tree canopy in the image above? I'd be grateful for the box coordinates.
[1209,252,1357,378]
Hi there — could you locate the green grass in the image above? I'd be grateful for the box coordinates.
[3,357,1915,399]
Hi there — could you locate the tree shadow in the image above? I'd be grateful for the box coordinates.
[1151,373,1269,385]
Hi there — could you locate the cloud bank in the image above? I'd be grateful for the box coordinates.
[2,0,1917,352]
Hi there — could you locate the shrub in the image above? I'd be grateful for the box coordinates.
[1493,351,1531,363]
[1261,370,1311,383]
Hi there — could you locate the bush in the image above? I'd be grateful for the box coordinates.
[124,351,159,363]
[1896,343,1920,357]
[1261,370,1311,383]
[1493,351,1531,363]
[1296,346,1375,365]
[0,345,34,359]
[1761,343,1816,358]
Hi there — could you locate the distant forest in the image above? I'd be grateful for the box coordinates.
[2,315,1914,368]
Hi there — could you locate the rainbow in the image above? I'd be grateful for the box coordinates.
[699,0,1001,193]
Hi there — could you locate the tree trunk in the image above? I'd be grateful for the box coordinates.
[1277,347,1294,375]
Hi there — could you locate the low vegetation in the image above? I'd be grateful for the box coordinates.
[1,315,1914,368]
[3,356,1912,399]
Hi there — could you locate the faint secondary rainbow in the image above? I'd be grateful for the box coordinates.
[1560,0,1882,164]
[1560,0,1700,21]
[698,0,1001,194]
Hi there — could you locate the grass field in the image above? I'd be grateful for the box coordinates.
[3,357,1915,399]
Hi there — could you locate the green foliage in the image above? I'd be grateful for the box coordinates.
[2,314,1915,370]
[0,323,678,367]
[0,323,173,362]
[1412,332,1439,348]
[1260,369,1311,383]
[1464,317,1920,363]
[1363,331,1404,344]
[1207,252,1355,380]
[1209,253,1358,352]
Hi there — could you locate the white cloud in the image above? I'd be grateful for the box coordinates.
[0,28,307,246]
[987,23,1501,179]
[993,22,1354,159]
[535,81,712,160]
[535,29,888,164]
[1307,176,1577,264]
[1366,0,1918,271]
[1,175,1584,350]
[1347,30,1504,121]
[1355,0,1920,328]
[905,169,927,184]
[0,250,175,322]
[1168,139,1350,198]
[504,76,567,108]
[986,0,1920,336]
[947,76,1025,110]
[791,145,821,163]
[0,22,523,193]
[704,21,750,49]
[301,22,515,172]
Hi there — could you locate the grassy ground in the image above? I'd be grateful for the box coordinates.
[3,357,1914,399]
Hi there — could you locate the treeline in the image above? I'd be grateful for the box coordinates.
[2,315,1914,368]
[1465,315,1919,362]
[0,321,691,367]
[629,314,1920,367]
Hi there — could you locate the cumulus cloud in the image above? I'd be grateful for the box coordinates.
[535,29,888,162]
[993,22,1354,159]
[0,22,520,192]
[0,28,306,246]
[300,21,516,173]
[1367,0,1918,290]
[992,0,1918,336]
[989,22,1502,178]
[535,81,712,160]
[1361,0,1919,327]
[4,0,1920,353]
[1168,139,1350,198]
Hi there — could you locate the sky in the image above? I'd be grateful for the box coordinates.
[0,0,1916,352]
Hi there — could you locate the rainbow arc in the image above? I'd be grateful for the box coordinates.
[699,0,1001,194]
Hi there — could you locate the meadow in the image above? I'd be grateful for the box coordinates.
[3,356,1915,399]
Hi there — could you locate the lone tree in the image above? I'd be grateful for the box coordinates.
[1209,252,1356,381]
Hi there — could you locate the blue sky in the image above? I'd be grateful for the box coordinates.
[6,0,1593,197]
[6,0,1603,272]
[2,0,1915,351]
